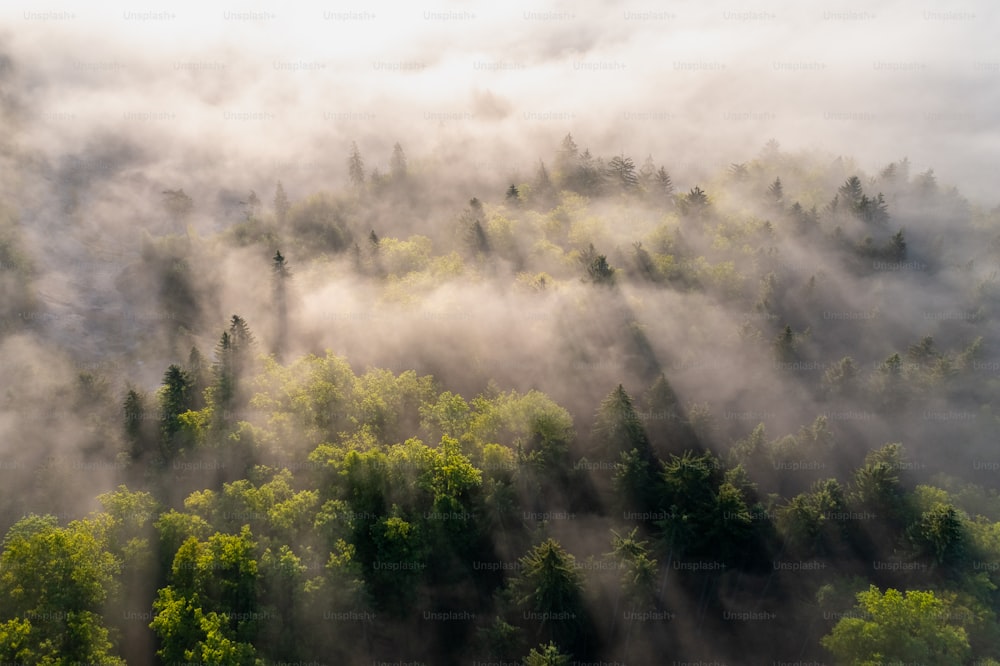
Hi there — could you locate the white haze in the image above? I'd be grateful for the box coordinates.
[2,0,998,201]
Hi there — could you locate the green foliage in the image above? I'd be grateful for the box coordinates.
[516,539,586,648]
[779,479,848,555]
[851,443,909,526]
[525,641,571,665]
[160,363,194,456]
[0,516,124,664]
[579,242,615,285]
[152,526,260,661]
[821,585,970,665]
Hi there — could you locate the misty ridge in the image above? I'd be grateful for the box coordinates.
[3,6,1000,666]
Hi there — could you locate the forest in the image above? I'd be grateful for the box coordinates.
[2,130,1000,666]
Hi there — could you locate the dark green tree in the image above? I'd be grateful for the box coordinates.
[909,503,966,567]
[679,186,709,218]
[606,154,639,191]
[773,324,797,363]
[515,539,587,651]
[159,364,194,459]
[579,243,615,285]
[593,385,651,460]
[506,184,520,205]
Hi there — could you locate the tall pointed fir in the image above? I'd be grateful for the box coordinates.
[272,250,290,360]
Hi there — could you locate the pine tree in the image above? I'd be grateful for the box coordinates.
[212,315,256,420]
[505,184,520,205]
[159,364,193,459]
[593,385,651,459]
[272,251,290,359]
[533,161,554,204]
[773,325,796,363]
[639,155,656,188]
[123,387,152,460]
[556,133,579,174]
[273,181,290,225]
[768,177,784,204]
[390,142,407,180]
[654,166,674,202]
[187,346,210,410]
[348,141,365,189]
[679,186,709,218]
[838,176,864,209]
[243,190,261,220]
[728,162,749,182]
[606,154,639,190]
[579,243,615,285]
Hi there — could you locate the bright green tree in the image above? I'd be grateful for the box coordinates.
[820,585,969,665]
[0,515,125,665]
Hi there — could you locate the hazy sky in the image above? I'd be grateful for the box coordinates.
[4,0,998,201]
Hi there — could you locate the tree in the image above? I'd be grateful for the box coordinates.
[823,356,858,399]
[388,142,407,181]
[821,586,970,664]
[124,386,156,460]
[679,186,709,218]
[654,166,674,199]
[533,160,555,205]
[211,315,256,420]
[570,149,605,196]
[768,177,784,204]
[160,364,194,458]
[466,220,491,256]
[639,155,656,188]
[273,181,290,225]
[655,450,727,559]
[272,250,290,359]
[773,324,797,363]
[506,184,520,205]
[188,346,210,409]
[150,527,260,664]
[593,385,651,460]
[555,133,579,175]
[852,443,909,529]
[779,478,849,556]
[524,641,570,665]
[348,141,365,189]
[909,502,966,567]
[516,539,586,650]
[579,243,615,285]
[888,229,906,261]
[242,190,261,220]
[608,528,658,611]
[606,154,639,191]
[838,176,864,209]
[0,516,125,665]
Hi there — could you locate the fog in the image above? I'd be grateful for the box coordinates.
[1,1,998,664]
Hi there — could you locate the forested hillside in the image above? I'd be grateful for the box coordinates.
[2,133,1000,664]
